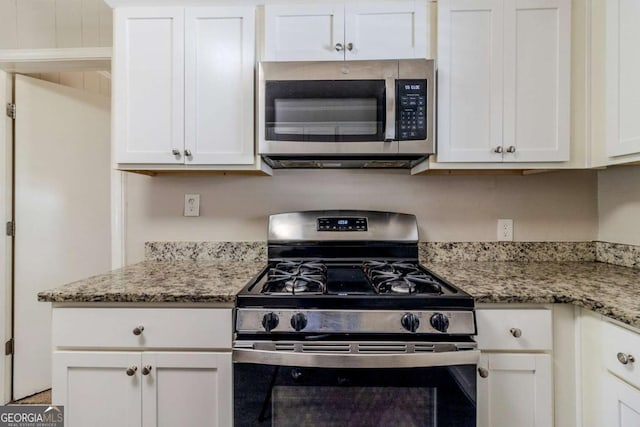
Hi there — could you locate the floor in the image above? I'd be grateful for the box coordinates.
[11,389,51,404]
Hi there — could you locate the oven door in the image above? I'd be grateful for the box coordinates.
[233,344,479,427]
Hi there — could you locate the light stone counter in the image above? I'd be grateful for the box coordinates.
[39,259,640,329]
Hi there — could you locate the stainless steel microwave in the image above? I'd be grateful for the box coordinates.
[257,59,435,169]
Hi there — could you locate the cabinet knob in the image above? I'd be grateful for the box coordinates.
[184,149,192,157]
[335,43,344,52]
[172,149,181,156]
[510,328,522,338]
[133,325,144,336]
[617,352,635,365]
[478,367,489,378]
[142,365,153,376]
[346,42,353,51]
[126,366,138,376]
[493,146,503,153]
[506,146,516,153]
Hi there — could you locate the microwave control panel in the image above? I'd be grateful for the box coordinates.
[396,79,427,141]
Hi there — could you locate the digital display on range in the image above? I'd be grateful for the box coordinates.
[318,217,368,232]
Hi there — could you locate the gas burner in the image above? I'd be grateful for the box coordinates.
[363,261,443,295]
[262,261,327,294]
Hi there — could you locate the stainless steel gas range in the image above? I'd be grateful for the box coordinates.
[233,210,478,426]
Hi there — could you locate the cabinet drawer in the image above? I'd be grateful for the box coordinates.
[603,320,640,389]
[476,309,552,351]
[52,308,232,349]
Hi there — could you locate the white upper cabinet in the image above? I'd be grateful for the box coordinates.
[113,8,185,164]
[437,0,570,163]
[437,0,504,162]
[264,1,430,61]
[185,7,255,165]
[605,0,640,158]
[113,6,255,166]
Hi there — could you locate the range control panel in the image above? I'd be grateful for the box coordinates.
[317,217,368,232]
[396,79,427,141]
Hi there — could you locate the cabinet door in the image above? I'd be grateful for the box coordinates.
[604,374,640,427]
[264,4,345,61]
[503,0,570,162]
[344,1,428,60]
[142,352,233,427]
[113,8,185,164]
[477,353,552,427]
[605,0,640,157]
[185,7,255,165]
[52,351,141,427]
[437,0,504,162]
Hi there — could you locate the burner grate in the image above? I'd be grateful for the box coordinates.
[262,261,327,294]
[363,261,443,295]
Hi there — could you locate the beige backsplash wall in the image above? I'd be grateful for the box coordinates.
[598,166,640,245]
[125,169,598,264]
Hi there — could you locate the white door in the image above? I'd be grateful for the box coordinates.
[437,0,504,162]
[605,0,640,157]
[141,352,233,427]
[52,351,141,427]
[13,75,111,399]
[503,0,570,162]
[113,7,185,164]
[604,374,640,427]
[184,7,255,165]
[264,4,345,61]
[0,71,12,405]
[344,1,428,60]
[477,353,553,427]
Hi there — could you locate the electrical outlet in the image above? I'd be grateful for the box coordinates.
[497,219,513,241]
[184,194,200,217]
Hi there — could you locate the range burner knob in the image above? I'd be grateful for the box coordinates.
[430,313,450,333]
[261,312,279,332]
[401,313,420,333]
[290,312,308,331]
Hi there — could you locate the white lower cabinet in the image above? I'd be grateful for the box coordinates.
[477,353,553,427]
[604,374,640,427]
[582,310,640,427]
[51,307,233,427]
[53,351,232,427]
[476,307,554,427]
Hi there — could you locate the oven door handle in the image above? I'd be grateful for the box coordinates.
[233,348,480,369]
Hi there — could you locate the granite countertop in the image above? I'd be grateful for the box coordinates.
[38,261,264,304]
[425,261,640,328]
[38,260,640,329]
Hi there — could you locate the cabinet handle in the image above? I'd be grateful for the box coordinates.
[617,352,635,365]
[171,149,181,156]
[506,146,516,153]
[184,149,192,157]
[493,146,503,153]
[126,366,138,376]
[142,365,153,376]
[132,325,144,336]
[335,43,344,52]
[346,42,353,51]
[510,328,522,338]
[478,367,489,378]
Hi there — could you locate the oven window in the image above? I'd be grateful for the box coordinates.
[265,80,386,142]
[234,364,476,427]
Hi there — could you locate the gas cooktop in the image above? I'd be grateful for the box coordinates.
[237,259,474,310]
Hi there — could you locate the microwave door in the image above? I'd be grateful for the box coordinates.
[260,79,398,155]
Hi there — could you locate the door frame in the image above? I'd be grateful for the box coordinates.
[0,66,124,403]
[0,70,13,404]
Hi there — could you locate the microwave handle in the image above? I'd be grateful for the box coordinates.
[385,77,396,142]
